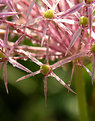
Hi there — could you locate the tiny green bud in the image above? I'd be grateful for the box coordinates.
[0,51,7,62]
[44,9,54,19]
[91,44,95,53]
[80,16,88,26]
[40,64,51,75]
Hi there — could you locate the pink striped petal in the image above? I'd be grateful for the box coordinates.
[51,72,76,94]
[6,0,19,18]
[18,50,43,66]
[51,50,89,70]
[65,27,82,56]
[58,2,84,18]
[88,6,92,41]
[3,62,8,93]
[9,34,24,55]
[9,58,32,73]
[16,70,40,82]
[4,26,9,54]
[42,0,52,9]
[0,12,18,17]
[43,76,47,105]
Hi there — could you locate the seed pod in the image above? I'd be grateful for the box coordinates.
[80,16,88,27]
[40,64,51,75]
[44,9,54,19]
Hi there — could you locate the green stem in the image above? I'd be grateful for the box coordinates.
[75,66,88,121]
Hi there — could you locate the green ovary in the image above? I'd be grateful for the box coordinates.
[40,64,51,75]
[80,16,88,26]
[44,9,54,19]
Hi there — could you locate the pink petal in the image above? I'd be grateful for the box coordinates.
[9,34,24,55]
[88,6,92,41]
[19,50,43,66]
[52,50,89,70]
[0,12,18,17]
[58,2,84,18]
[82,64,92,77]
[3,62,8,93]
[41,22,49,46]
[42,0,52,9]
[4,26,9,54]
[16,70,40,82]
[6,0,19,18]
[69,64,75,87]
[51,72,76,94]
[65,27,82,56]
[43,76,47,105]
[9,58,32,73]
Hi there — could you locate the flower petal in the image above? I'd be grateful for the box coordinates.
[18,50,43,66]
[52,50,89,70]
[51,72,76,94]
[58,2,84,18]
[9,57,32,73]
[3,62,8,93]
[16,70,40,82]
[65,27,82,56]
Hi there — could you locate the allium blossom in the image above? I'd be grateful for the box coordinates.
[0,27,32,93]
[0,0,95,103]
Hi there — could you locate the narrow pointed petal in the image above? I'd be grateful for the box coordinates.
[82,64,92,77]
[18,50,43,66]
[9,58,32,73]
[65,0,80,18]
[16,70,40,82]
[92,53,95,84]
[26,0,35,19]
[26,16,43,26]
[4,26,9,53]
[88,6,92,41]
[69,64,75,87]
[65,27,82,56]
[52,0,60,10]
[43,76,47,105]
[3,62,8,93]
[6,0,19,18]
[53,18,77,25]
[42,0,52,9]
[0,12,18,17]
[51,72,76,94]
[56,22,72,35]
[9,34,24,55]
[59,2,84,18]
[41,22,48,46]
[52,50,89,70]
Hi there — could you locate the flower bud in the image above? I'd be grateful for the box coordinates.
[80,16,88,26]
[44,9,54,19]
[40,64,51,75]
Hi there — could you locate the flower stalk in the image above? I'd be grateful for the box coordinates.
[75,66,88,121]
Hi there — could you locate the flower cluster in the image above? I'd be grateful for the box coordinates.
[0,0,95,103]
